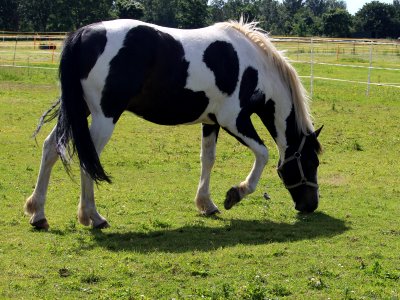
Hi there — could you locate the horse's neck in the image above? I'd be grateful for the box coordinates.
[274,104,303,162]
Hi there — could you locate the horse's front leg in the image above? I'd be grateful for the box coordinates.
[78,115,115,228]
[195,124,220,215]
[223,117,269,210]
[25,126,59,230]
[224,142,269,209]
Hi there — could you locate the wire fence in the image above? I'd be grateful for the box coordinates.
[273,36,400,96]
[1,32,399,97]
[0,31,65,68]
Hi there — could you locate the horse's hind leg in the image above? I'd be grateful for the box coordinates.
[78,114,115,228]
[195,124,220,215]
[223,116,269,210]
[25,126,58,229]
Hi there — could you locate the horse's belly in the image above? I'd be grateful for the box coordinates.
[127,88,210,125]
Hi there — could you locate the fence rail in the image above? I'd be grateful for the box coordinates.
[1,33,399,96]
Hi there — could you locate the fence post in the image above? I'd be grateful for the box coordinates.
[366,42,373,96]
[13,36,18,66]
[51,43,55,63]
[310,38,314,98]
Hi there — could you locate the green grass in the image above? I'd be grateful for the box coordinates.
[0,56,399,299]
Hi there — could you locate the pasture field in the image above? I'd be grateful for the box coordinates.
[0,45,400,299]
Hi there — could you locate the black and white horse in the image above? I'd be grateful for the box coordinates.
[25,19,322,230]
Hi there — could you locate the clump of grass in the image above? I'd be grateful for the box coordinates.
[353,141,363,151]
[58,267,71,278]
[80,270,102,284]
[308,277,328,290]
[270,284,292,296]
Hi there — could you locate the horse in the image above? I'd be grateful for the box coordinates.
[25,18,322,230]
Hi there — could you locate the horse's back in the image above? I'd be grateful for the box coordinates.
[78,19,262,126]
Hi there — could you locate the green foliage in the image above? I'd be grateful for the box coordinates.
[355,1,400,38]
[0,0,19,30]
[258,0,287,35]
[140,0,178,27]
[2,0,400,38]
[175,0,209,28]
[18,0,58,31]
[322,8,352,37]
[112,0,144,20]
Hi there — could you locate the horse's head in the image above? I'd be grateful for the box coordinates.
[278,126,323,213]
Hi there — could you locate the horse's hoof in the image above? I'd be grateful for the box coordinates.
[31,218,49,231]
[204,207,221,216]
[224,186,241,210]
[93,221,110,229]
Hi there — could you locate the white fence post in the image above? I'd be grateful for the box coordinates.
[310,37,314,99]
[13,37,18,66]
[366,42,373,96]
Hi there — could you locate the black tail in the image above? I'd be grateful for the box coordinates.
[56,28,111,183]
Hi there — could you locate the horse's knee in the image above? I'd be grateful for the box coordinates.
[42,134,58,164]
[257,146,269,165]
[200,151,216,165]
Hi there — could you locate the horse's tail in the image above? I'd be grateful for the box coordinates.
[56,28,111,183]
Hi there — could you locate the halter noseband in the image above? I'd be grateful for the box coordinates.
[277,135,319,190]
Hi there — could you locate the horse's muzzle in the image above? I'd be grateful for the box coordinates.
[291,186,319,213]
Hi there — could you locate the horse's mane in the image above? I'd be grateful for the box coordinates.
[216,18,314,135]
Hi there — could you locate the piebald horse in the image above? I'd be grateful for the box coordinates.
[25,19,322,230]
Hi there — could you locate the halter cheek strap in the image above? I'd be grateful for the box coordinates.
[277,135,319,190]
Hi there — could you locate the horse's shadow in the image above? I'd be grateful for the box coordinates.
[91,212,349,253]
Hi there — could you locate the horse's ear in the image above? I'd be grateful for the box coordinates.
[314,125,323,138]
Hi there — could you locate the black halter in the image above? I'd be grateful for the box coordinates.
[277,135,319,190]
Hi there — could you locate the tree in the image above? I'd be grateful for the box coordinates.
[18,0,58,31]
[283,0,305,16]
[175,0,208,28]
[0,0,19,30]
[140,0,178,27]
[291,7,320,36]
[209,0,225,23]
[394,0,400,18]
[322,8,352,37]
[305,0,328,16]
[112,0,144,19]
[355,1,397,38]
[258,0,287,35]
[222,0,260,21]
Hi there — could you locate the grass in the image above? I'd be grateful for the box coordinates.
[0,47,399,299]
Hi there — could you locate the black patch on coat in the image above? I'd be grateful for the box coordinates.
[204,114,220,140]
[222,127,247,146]
[284,106,300,151]
[239,67,258,107]
[236,113,264,146]
[256,99,278,140]
[202,124,220,140]
[101,25,209,124]
[203,41,239,95]
[207,113,219,125]
[235,67,274,146]
[79,24,107,79]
